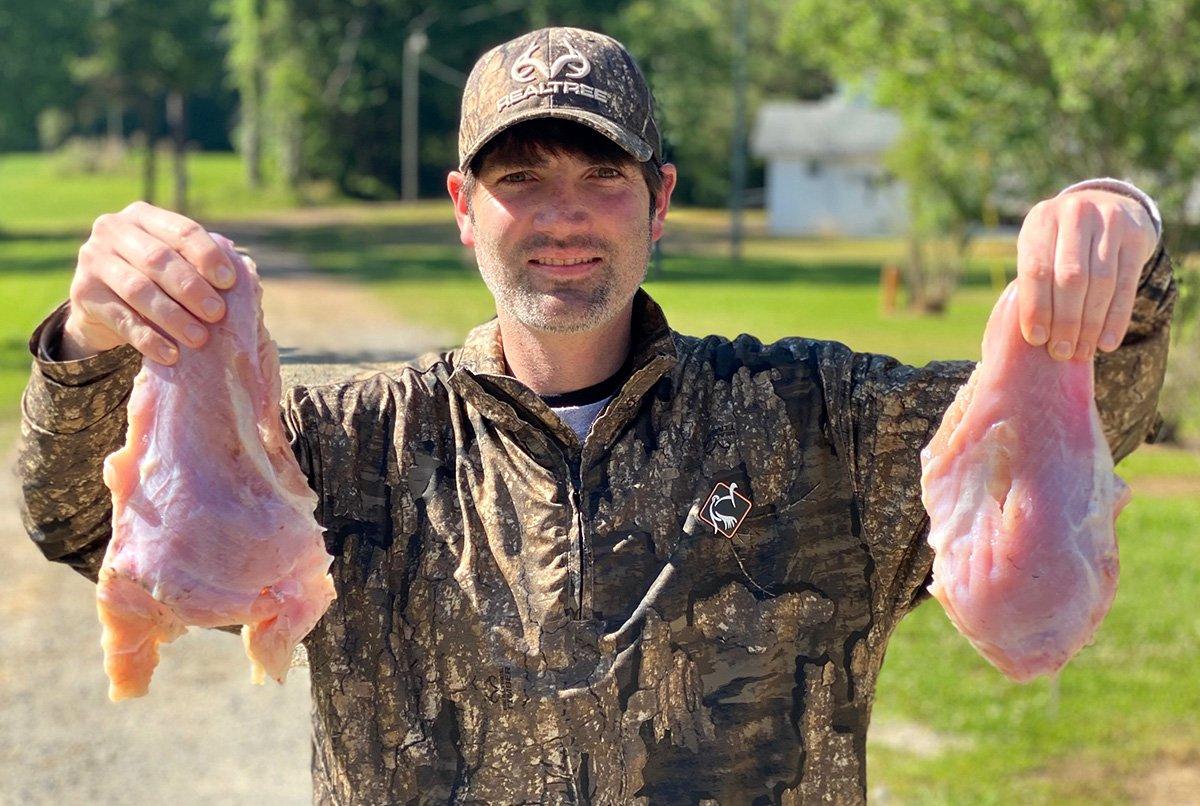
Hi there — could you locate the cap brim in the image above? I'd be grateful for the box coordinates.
[458,107,654,172]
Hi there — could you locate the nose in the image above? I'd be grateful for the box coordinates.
[532,178,590,235]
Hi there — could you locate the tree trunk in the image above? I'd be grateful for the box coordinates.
[239,0,265,189]
[106,101,124,150]
[167,90,188,214]
[903,234,927,311]
[281,112,301,190]
[139,101,158,205]
[243,68,264,188]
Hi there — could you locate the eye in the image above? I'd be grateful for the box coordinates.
[594,166,623,179]
[499,170,533,183]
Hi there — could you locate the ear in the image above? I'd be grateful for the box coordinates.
[651,163,678,243]
[447,170,475,247]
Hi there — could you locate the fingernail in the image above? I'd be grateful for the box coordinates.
[215,264,235,286]
[160,344,178,363]
[202,297,224,319]
[185,323,207,345]
[1099,332,1119,351]
[1077,342,1094,361]
[1052,340,1073,360]
[1030,325,1048,344]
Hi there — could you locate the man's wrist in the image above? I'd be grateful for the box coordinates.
[36,302,119,363]
[60,313,113,362]
[30,302,140,386]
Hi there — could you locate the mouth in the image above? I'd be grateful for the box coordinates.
[527,256,603,275]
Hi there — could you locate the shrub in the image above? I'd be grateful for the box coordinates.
[48,136,132,176]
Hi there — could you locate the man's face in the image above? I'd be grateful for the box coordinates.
[449,148,676,334]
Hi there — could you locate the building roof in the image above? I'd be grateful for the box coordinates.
[751,95,901,160]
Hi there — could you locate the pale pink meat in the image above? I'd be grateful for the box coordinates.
[97,235,336,701]
[920,283,1130,682]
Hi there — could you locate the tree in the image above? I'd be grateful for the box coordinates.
[221,0,267,188]
[74,0,224,211]
[214,0,824,203]
[613,0,832,207]
[782,0,1200,308]
[0,0,91,151]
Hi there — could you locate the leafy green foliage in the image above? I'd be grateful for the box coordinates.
[613,0,832,205]
[0,0,91,150]
[781,0,1200,230]
[72,0,225,118]
[3,0,831,206]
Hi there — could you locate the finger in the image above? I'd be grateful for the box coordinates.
[1016,201,1056,346]
[100,214,226,325]
[1075,215,1120,361]
[1047,202,1097,360]
[1098,245,1142,352]
[102,217,225,326]
[91,248,211,352]
[77,285,179,365]
[122,201,235,289]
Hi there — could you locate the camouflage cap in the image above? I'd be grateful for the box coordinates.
[458,27,662,171]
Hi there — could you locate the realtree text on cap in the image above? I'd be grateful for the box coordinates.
[458,27,662,171]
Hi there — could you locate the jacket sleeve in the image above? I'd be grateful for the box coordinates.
[820,244,1177,630]
[15,301,331,634]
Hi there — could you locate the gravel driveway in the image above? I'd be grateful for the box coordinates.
[0,228,451,806]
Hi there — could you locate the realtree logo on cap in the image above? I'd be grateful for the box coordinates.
[511,41,590,82]
[497,41,612,112]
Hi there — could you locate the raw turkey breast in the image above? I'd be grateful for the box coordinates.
[97,235,336,701]
[920,283,1130,683]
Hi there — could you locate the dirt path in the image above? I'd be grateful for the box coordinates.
[0,227,450,806]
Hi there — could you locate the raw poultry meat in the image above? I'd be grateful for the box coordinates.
[920,283,1129,683]
[96,235,336,701]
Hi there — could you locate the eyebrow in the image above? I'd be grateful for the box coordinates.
[484,153,552,172]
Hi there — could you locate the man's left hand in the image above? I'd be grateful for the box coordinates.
[1016,189,1158,361]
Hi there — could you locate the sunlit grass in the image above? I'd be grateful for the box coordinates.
[0,149,330,233]
[871,495,1200,803]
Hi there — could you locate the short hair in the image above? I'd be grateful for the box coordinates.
[460,119,663,216]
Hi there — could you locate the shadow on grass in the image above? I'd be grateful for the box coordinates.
[0,253,81,275]
[0,336,33,370]
[0,229,86,276]
[0,227,88,243]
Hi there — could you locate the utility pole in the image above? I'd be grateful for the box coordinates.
[400,2,520,201]
[729,0,748,263]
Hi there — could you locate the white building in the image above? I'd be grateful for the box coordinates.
[752,95,907,236]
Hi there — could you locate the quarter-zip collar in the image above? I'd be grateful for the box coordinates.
[449,288,679,450]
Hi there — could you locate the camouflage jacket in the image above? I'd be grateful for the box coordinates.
[18,248,1176,805]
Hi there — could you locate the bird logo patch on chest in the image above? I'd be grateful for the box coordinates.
[699,481,753,538]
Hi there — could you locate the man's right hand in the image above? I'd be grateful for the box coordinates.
[62,201,236,365]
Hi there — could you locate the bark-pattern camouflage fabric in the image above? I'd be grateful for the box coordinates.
[17,247,1176,804]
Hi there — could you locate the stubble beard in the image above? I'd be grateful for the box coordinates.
[473,217,652,334]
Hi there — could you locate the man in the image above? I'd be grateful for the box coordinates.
[18,26,1175,804]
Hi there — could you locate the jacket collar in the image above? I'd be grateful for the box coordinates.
[449,288,679,450]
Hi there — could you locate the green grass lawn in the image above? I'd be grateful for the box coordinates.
[1,237,83,415]
[872,493,1200,804]
[0,148,333,234]
[0,150,324,422]
[3,152,1197,803]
